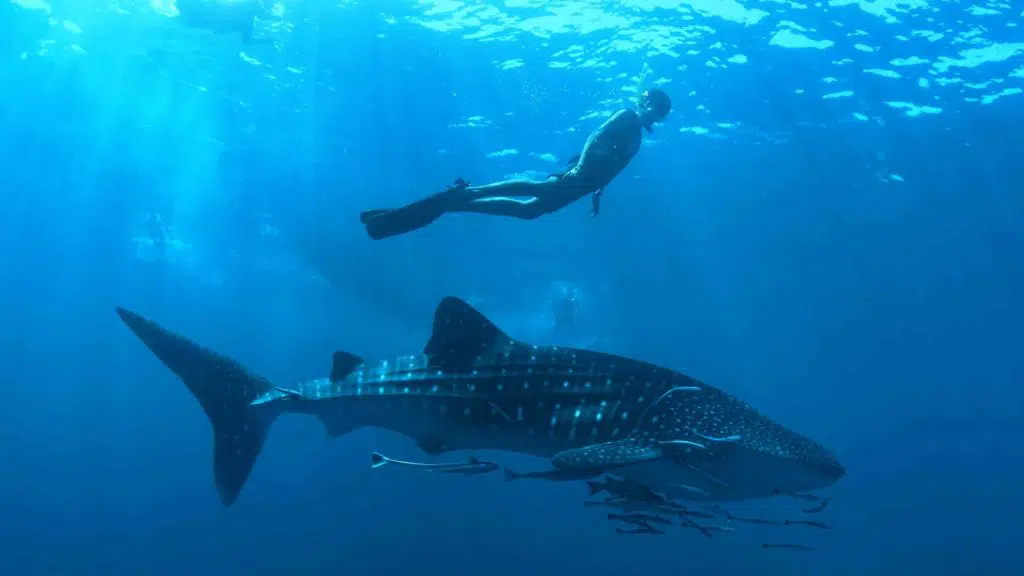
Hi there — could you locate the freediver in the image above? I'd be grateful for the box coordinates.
[174,0,271,44]
[359,88,673,240]
[552,286,581,338]
[146,212,169,258]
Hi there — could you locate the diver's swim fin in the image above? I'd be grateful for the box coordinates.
[361,190,454,240]
[360,209,390,224]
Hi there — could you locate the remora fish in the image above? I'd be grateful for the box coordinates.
[370,451,499,475]
[115,297,846,507]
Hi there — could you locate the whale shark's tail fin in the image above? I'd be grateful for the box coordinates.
[115,307,277,507]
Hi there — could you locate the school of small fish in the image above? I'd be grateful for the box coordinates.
[581,476,832,550]
[370,451,834,552]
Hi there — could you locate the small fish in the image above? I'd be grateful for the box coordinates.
[702,525,736,533]
[762,543,813,552]
[726,514,779,525]
[370,452,499,475]
[608,513,672,526]
[663,481,712,498]
[774,488,821,502]
[784,519,832,530]
[680,517,714,539]
[679,509,716,519]
[802,497,831,514]
[616,526,665,535]
[584,500,676,514]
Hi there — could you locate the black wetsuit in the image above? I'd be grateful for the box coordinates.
[552,290,581,338]
[361,108,645,240]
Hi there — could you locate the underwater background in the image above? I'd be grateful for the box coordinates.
[1,0,1022,574]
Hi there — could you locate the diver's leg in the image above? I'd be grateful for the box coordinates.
[360,181,473,240]
[446,179,573,220]
[447,195,550,219]
[359,177,573,240]
[360,191,452,240]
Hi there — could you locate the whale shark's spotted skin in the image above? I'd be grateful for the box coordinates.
[116,297,845,507]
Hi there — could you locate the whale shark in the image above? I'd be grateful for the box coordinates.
[115,297,845,507]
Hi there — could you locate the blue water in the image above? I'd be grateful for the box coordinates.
[2,0,1022,573]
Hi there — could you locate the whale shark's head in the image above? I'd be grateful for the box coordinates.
[703,414,846,498]
[641,430,845,501]
[730,436,845,495]
[629,386,847,501]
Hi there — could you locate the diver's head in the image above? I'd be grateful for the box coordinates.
[638,88,671,132]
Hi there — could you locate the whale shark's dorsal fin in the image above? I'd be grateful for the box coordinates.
[330,350,364,382]
[425,297,515,371]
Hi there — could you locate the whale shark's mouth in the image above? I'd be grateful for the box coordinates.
[604,447,844,503]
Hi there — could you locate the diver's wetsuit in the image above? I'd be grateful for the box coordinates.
[552,289,581,338]
[360,108,646,240]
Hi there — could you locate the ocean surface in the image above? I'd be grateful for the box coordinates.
[1,0,1022,574]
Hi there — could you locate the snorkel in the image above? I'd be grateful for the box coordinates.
[635,64,655,132]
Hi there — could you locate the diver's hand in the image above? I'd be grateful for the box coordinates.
[590,189,603,217]
[447,178,470,192]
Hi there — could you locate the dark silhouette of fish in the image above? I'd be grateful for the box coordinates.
[115,297,845,507]
[762,543,813,551]
[607,512,672,526]
[681,517,714,539]
[802,497,831,514]
[784,519,832,529]
[773,488,821,501]
[587,476,679,506]
[583,500,675,514]
[679,508,716,519]
[727,513,780,525]
[616,526,665,535]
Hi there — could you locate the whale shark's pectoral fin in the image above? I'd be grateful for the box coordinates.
[552,439,664,471]
[316,414,358,438]
[424,297,523,372]
[502,440,662,483]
